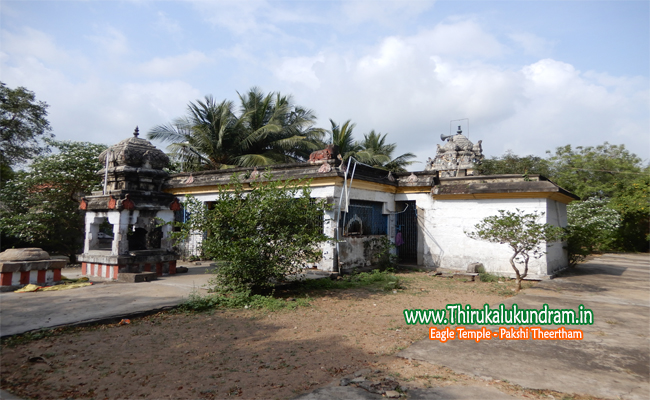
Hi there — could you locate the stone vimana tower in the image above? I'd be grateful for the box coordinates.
[77,127,180,280]
[425,126,484,178]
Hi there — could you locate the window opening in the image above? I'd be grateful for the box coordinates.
[339,200,387,236]
[128,225,147,251]
[90,217,113,250]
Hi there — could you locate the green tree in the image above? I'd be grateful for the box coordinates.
[0,82,53,168]
[148,88,324,171]
[482,144,648,253]
[467,209,565,292]
[547,142,648,252]
[355,130,416,172]
[328,119,361,160]
[148,96,237,171]
[608,167,650,251]
[176,173,329,294]
[477,150,552,177]
[235,88,324,166]
[565,197,622,266]
[0,140,106,258]
[547,143,643,199]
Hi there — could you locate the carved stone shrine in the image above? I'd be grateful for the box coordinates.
[77,127,180,280]
[425,126,484,178]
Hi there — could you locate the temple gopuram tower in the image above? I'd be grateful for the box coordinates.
[425,126,484,177]
[77,128,180,280]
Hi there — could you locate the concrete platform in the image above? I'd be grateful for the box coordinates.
[0,262,335,338]
[0,262,215,338]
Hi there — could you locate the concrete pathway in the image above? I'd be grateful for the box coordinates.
[0,263,333,338]
[398,253,650,400]
[0,263,214,338]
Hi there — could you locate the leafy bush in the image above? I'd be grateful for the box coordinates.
[0,140,107,257]
[175,172,329,294]
[178,291,309,312]
[300,270,401,291]
[565,197,621,265]
[475,265,501,282]
[363,236,398,271]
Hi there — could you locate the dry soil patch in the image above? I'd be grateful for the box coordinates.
[1,272,600,399]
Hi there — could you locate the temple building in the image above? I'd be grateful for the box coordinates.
[162,127,577,279]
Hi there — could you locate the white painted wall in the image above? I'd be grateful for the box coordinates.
[404,197,568,279]
[545,199,569,275]
[177,184,569,278]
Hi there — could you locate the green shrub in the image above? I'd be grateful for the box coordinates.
[178,291,309,312]
[175,172,329,294]
[300,270,401,291]
[476,266,501,283]
[466,209,565,292]
[364,236,398,271]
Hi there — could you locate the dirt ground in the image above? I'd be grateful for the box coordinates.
[1,272,601,400]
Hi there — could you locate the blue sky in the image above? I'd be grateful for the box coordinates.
[2,0,648,167]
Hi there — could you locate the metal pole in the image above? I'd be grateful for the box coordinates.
[103,150,111,195]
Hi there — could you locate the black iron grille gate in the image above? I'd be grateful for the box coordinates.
[339,200,387,236]
[396,201,417,262]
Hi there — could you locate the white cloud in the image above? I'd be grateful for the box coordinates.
[509,32,554,58]
[274,54,325,89]
[1,4,647,169]
[86,26,129,58]
[190,0,270,35]
[273,21,649,166]
[156,11,182,36]
[0,29,201,147]
[341,0,435,27]
[137,51,212,78]
[1,27,71,65]
[411,19,505,58]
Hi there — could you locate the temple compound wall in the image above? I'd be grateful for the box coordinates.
[165,131,577,279]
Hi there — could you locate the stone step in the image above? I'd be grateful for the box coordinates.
[117,272,157,283]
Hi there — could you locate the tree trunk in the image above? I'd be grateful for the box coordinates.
[516,254,531,292]
[509,251,522,292]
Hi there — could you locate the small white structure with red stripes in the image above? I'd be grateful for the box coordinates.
[0,248,68,292]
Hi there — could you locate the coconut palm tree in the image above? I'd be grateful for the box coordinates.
[328,119,361,161]
[147,96,237,171]
[233,88,324,167]
[327,121,416,171]
[147,88,325,171]
[356,130,417,172]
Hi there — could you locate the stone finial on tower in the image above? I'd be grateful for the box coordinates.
[133,126,139,138]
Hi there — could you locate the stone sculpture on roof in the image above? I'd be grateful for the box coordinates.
[425,126,484,178]
[98,127,170,192]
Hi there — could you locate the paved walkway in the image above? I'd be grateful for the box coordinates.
[398,253,650,400]
[0,263,333,338]
[0,262,214,338]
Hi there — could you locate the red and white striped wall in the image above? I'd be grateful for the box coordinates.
[82,260,177,280]
[0,269,62,287]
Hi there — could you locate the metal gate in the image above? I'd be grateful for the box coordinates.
[339,200,387,236]
[395,201,417,262]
